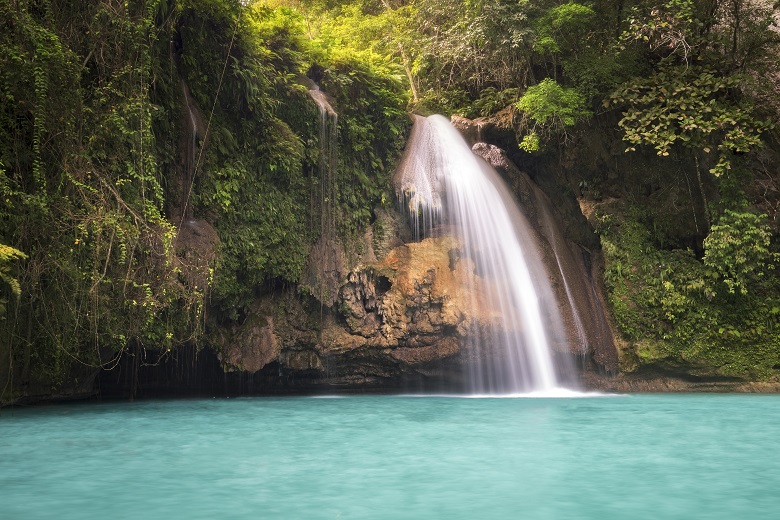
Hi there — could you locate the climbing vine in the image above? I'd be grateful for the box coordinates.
[0,0,205,397]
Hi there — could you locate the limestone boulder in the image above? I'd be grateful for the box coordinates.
[217,314,280,373]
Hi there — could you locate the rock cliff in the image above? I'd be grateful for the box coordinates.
[208,119,620,391]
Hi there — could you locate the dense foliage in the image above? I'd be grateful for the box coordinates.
[1,0,779,400]
[0,0,408,399]
[1,0,193,394]
[595,202,779,378]
[283,0,780,380]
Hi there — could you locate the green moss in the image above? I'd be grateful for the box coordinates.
[595,202,780,380]
[320,59,410,239]
[635,339,671,363]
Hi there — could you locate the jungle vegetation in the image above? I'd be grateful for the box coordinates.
[1,0,779,399]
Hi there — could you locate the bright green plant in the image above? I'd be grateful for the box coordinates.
[0,243,26,317]
[533,2,596,56]
[703,209,776,295]
[594,202,780,380]
[515,78,591,151]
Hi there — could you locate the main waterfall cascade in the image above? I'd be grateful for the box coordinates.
[395,114,575,394]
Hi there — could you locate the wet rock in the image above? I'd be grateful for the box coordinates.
[451,111,516,149]
[301,237,346,307]
[280,349,323,371]
[391,338,459,365]
[371,207,407,260]
[582,370,780,393]
[174,218,219,291]
[217,315,280,373]
[472,141,618,371]
[450,115,482,146]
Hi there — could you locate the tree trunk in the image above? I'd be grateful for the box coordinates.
[694,154,712,228]
[401,48,419,103]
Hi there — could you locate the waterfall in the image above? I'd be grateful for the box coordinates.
[472,141,617,381]
[395,114,567,393]
[310,86,338,242]
[305,85,341,306]
[180,80,200,220]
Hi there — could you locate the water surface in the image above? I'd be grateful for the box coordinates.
[1,394,778,519]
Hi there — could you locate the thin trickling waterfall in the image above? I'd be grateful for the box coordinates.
[310,86,338,242]
[306,85,340,306]
[554,253,588,348]
[395,115,567,393]
[181,80,199,220]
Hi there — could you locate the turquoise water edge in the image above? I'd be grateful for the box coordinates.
[1,394,778,519]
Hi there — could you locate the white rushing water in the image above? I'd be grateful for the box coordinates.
[395,114,565,393]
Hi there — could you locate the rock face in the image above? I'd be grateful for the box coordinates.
[212,156,617,388]
[214,233,550,389]
[211,121,620,391]
[346,237,476,360]
[213,204,617,390]
[174,218,219,291]
[218,315,280,373]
